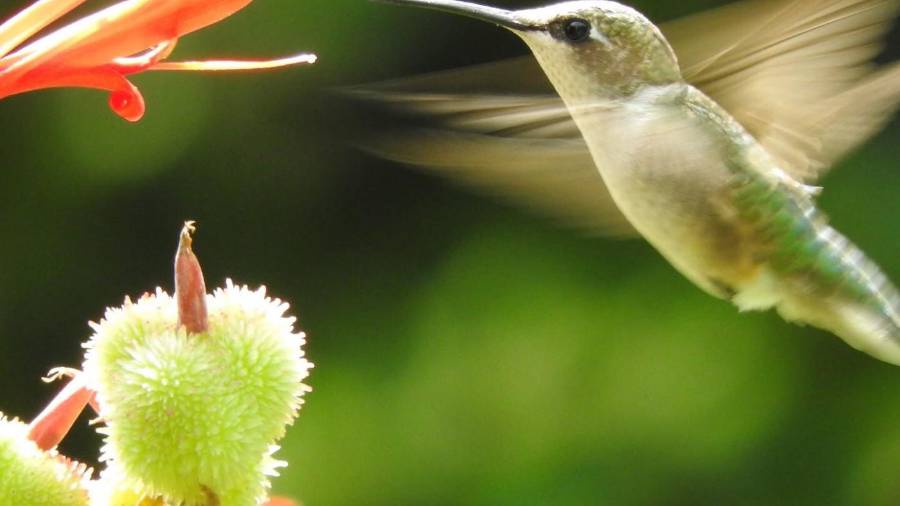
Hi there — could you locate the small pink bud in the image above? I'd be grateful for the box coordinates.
[174,221,208,334]
[27,370,96,451]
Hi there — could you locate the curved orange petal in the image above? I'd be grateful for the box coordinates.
[2,60,147,120]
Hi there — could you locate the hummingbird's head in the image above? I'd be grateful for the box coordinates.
[380,0,682,101]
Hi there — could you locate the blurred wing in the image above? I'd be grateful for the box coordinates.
[364,126,633,235]
[352,0,900,234]
[350,64,637,236]
[665,0,900,181]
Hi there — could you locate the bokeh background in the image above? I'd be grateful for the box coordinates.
[1,0,899,504]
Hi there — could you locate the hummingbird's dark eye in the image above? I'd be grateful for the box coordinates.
[562,18,591,42]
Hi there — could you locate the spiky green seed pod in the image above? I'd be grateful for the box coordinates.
[82,281,312,506]
[0,415,90,505]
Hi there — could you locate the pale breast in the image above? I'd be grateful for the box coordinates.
[572,97,755,297]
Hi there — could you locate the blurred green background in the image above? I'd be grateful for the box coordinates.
[1,0,899,504]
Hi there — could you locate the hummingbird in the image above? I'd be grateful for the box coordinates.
[361,0,900,365]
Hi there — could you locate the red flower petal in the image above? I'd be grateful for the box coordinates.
[0,0,314,120]
[0,0,87,58]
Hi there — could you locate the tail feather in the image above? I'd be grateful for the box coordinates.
[777,293,900,365]
[774,226,900,365]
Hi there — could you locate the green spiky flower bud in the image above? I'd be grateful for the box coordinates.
[82,224,312,506]
[0,415,90,505]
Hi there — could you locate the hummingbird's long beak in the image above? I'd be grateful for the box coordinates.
[376,0,536,31]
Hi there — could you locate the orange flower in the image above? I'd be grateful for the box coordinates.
[0,0,315,121]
